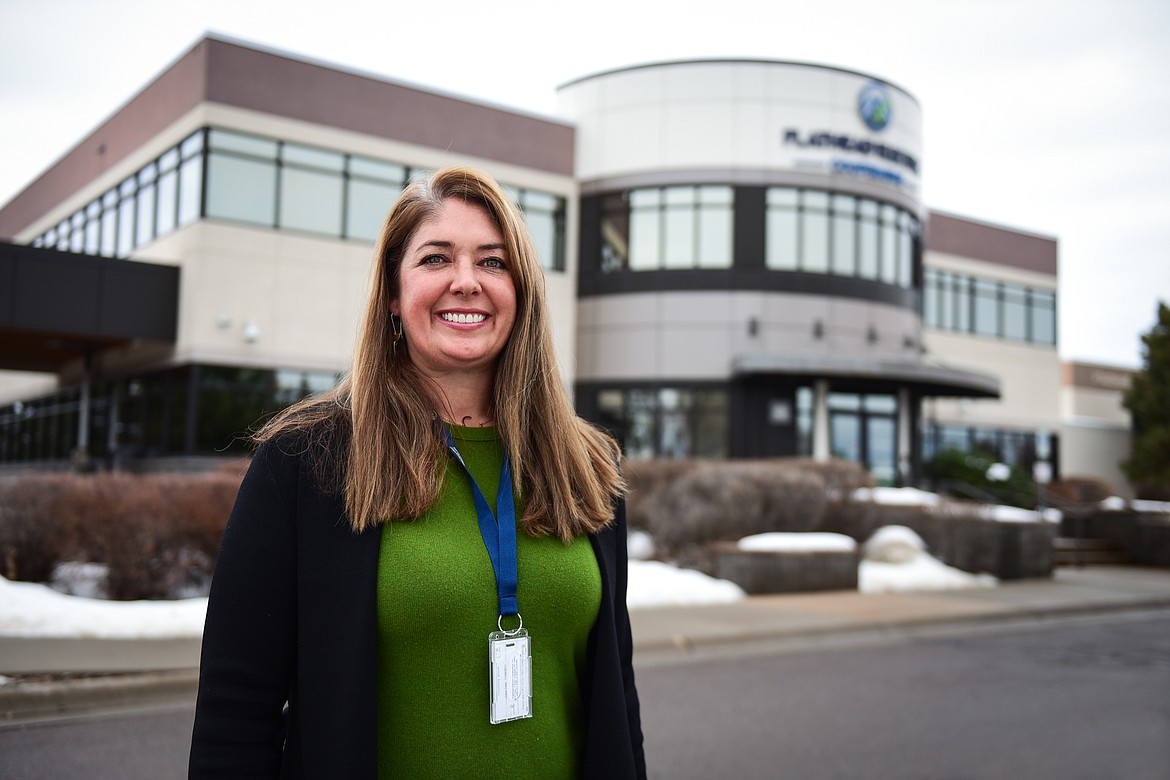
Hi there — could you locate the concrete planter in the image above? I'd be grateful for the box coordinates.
[712,543,860,594]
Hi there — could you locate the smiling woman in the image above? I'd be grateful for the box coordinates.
[392,197,517,420]
[188,166,645,779]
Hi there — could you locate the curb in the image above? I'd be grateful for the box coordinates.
[632,595,1170,657]
[0,669,198,724]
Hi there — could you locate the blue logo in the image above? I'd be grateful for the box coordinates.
[858,82,892,132]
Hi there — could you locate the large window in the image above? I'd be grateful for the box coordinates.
[766,187,918,288]
[32,127,569,272]
[796,389,898,485]
[594,386,728,459]
[924,268,1057,346]
[0,364,341,464]
[601,186,733,271]
[922,422,1051,475]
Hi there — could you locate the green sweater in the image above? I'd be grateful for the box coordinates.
[376,424,602,778]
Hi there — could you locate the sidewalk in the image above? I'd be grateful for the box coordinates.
[630,564,1170,660]
[3,566,1170,721]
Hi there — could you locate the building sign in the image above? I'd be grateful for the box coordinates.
[858,81,892,132]
[780,80,919,192]
[782,130,918,173]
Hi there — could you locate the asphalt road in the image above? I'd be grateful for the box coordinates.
[1,610,1167,779]
[639,610,1170,779]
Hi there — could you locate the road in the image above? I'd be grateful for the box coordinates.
[639,610,1170,779]
[1,610,1167,779]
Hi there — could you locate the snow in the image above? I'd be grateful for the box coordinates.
[0,575,208,639]
[0,524,1005,638]
[863,525,926,563]
[859,526,997,593]
[625,561,746,610]
[852,487,940,506]
[627,529,655,560]
[1099,496,1170,513]
[737,532,857,553]
[984,505,1062,523]
[860,555,997,593]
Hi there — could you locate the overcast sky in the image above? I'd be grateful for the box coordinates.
[2,0,1167,368]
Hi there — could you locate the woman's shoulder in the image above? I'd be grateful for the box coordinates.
[254,404,351,491]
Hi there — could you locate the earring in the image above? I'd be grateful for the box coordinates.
[391,314,404,351]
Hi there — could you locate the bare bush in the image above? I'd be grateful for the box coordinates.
[626,459,827,570]
[1046,476,1115,506]
[0,470,242,600]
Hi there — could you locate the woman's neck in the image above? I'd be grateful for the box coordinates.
[426,369,495,428]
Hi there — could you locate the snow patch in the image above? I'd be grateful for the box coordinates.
[861,555,997,593]
[626,561,745,610]
[984,505,1060,523]
[737,532,857,553]
[0,575,207,639]
[627,530,655,561]
[852,487,940,506]
[863,525,926,564]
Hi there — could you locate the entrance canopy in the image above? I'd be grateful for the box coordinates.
[0,242,179,373]
[733,352,1000,398]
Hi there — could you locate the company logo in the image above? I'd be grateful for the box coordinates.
[858,81,892,132]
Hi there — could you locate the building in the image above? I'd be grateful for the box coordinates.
[0,36,1087,486]
[0,36,578,466]
[1060,361,1136,496]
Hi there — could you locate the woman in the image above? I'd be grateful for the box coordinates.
[188,166,645,778]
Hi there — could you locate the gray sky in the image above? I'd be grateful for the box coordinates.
[2,0,1167,369]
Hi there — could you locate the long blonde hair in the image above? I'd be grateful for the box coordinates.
[256,166,623,540]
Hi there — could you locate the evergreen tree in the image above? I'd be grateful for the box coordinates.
[1122,301,1170,496]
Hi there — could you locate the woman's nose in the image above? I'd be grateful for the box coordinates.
[450,257,481,295]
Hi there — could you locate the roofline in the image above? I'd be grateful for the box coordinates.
[558,57,919,105]
[198,32,572,127]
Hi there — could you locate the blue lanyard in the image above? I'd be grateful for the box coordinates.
[444,428,519,618]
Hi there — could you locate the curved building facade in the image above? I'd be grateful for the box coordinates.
[560,60,996,484]
[3,41,1077,490]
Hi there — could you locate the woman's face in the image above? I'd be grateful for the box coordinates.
[392,198,517,382]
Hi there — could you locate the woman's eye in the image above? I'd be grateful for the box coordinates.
[421,254,446,265]
[481,257,506,269]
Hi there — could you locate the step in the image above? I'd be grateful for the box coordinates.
[1053,537,1129,566]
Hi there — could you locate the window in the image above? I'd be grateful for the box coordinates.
[116,178,136,257]
[178,132,204,226]
[513,188,567,272]
[923,269,1057,346]
[279,143,344,236]
[135,164,157,247]
[346,158,406,243]
[1003,283,1028,341]
[30,126,566,268]
[830,194,857,275]
[591,386,728,458]
[607,185,733,271]
[973,279,1000,337]
[766,188,798,271]
[1030,290,1057,345]
[801,191,830,274]
[765,188,918,287]
[206,130,278,227]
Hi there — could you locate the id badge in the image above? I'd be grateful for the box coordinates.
[488,628,532,724]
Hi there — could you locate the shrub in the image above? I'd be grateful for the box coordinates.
[923,448,1037,509]
[1046,476,1115,505]
[625,459,827,569]
[0,468,243,600]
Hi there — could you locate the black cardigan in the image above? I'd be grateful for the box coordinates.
[189,439,645,778]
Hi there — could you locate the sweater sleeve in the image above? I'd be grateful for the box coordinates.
[189,441,300,779]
